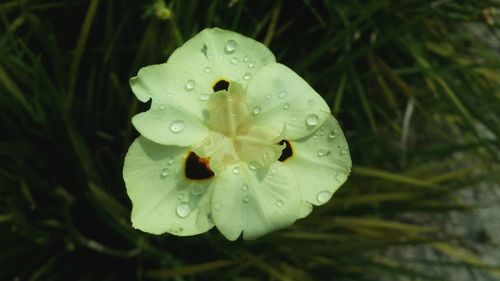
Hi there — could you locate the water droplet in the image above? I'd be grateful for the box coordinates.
[291,114,298,121]
[328,130,338,140]
[243,55,250,62]
[249,161,260,170]
[278,90,287,99]
[266,94,271,99]
[230,56,239,65]
[232,166,240,174]
[167,93,173,98]
[169,120,185,133]
[317,149,329,157]
[253,106,261,115]
[176,203,191,218]
[214,202,222,210]
[340,147,348,155]
[305,114,319,128]
[271,168,276,174]
[199,94,210,101]
[242,184,248,191]
[243,195,251,203]
[316,190,332,203]
[177,193,184,200]
[204,66,211,73]
[313,135,318,140]
[248,62,255,68]
[191,185,204,195]
[243,73,251,80]
[283,103,290,110]
[167,157,174,165]
[225,40,238,53]
[185,79,195,91]
[308,99,316,105]
[335,172,347,183]
[160,168,170,178]
[276,200,284,207]
[159,104,166,110]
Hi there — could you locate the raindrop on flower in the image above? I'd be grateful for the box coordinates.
[224,39,238,53]
[328,130,338,140]
[316,190,332,204]
[230,57,239,65]
[248,62,255,68]
[283,103,290,110]
[336,172,348,183]
[167,157,174,165]
[158,104,166,110]
[278,90,287,99]
[176,203,191,218]
[169,120,185,133]
[232,166,240,174]
[177,193,184,200]
[308,99,316,105]
[214,202,222,210]
[191,185,204,195]
[276,200,284,207]
[204,66,211,73]
[160,168,170,178]
[266,94,271,99]
[340,146,348,155]
[243,73,251,80]
[249,161,260,170]
[242,184,248,191]
[243,55,250,62]
[253,106,261,115]
[185,79,196,91]
[167,93,173,98]
[199,94,210,101]
[305,113,319,128]
[243,195,251,203]
[317,149,329,157]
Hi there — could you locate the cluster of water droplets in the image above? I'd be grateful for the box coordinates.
[222,39,255,81]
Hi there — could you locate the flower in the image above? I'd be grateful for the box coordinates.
[123,27,351,240]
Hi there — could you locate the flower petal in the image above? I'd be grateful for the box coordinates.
[130,63,215,146]
[246,63,331,140]
[167,28,276,88]
[211,161,306,240]
[123,137,214,236]
[283,115,351,206]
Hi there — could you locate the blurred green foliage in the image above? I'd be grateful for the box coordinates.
[1,0,500,280]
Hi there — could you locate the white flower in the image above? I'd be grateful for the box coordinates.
[123,28,351,240]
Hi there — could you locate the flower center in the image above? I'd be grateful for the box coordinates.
[191,81,285,174]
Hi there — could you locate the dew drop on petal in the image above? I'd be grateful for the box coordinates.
[316,190,332,204]
[283,103,290,110]
[317,149,329,157]
[159,104,166,110]
[243,73,251,80]
[276,200,284,207]
[160,168,170,178]
[167,93,173,98]
[278,90,288,99]
[308,99,316,106]
[328,130,338,140]
[191,185,204,195]
[177,193,184,200]
[340,146,348,155]
[243,55,250,62]
[252,106,261,115]
[225,39,238,53]
[185,79,196,91]
[248,62,255,68]
[242,184,248,191]
[214,202,222,210]
[243,195,251,203]
[199,94,210,101]
[167,157,174,165]
[266,94,271,99]
[232,166,240,174]
[204,66,211,73]
[169,120,185,133]
[336,172,348,183]
[249,161,260,170]
[176,203,191,218]
[230,57,239,65]
[305,113,319,128]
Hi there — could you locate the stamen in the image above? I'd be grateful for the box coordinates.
[185,151,215,180]
[213,79,229,92]
[278,140,293,162]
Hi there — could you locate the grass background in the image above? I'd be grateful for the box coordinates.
[1,0,500,280]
